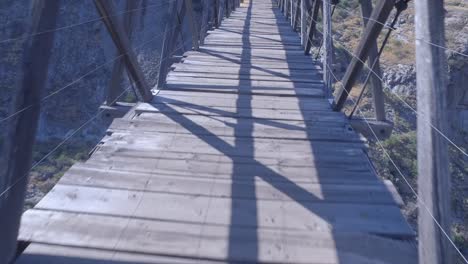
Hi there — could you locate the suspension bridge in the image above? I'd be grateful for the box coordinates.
[1,0,463,263]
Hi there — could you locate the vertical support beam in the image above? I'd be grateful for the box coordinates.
[322,0,333,98]
[157,1,178,89]
[107,0,140,106]
[94,0,153,102]
[225,0,230,18]
[359,0,385,121]
[214,0,220,28]
[293,0,301,31]
[290,0,294,25]
[0,1,60,263]
[415,0,453,263]
[304,0,320,54]
[300,0,306,45]
[172,0,187,52]
[333,0,394,111]
[186,0,199,50]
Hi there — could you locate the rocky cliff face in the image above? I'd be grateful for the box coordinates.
[0,0,176,143]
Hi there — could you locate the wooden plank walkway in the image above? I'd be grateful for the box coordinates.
[17,1,417,263]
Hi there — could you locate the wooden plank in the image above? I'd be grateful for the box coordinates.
[135,102,347,121]
[151,90,334,110]
[19,210,416,263]
[166,75,323,86]
[172,63,320,76]
[58,166,403,205]
[28,186,413,235]
[180,58,321,70]
[108,118,359,142]
[17,243,215,264]
[69,162,379,185]
[114,111,349,129]
[167,71,320,83]
[163,83,325,97]
[98,131,367,158]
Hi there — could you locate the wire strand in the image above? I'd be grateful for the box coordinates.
[0,23,180,124]
[0,1,175,44]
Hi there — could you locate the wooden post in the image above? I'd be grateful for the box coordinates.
[94,0,153,102]
[171,0,187,53]
[300,0,306,45]
[199,0,210,45]
[289,0,295,26]
[0,1,60,263]
[293,0,301,31]
[359,0,385,121]
[157,0,185,89]
[107,0,140,106]
[415,0,453,263]
[322,0,333,98]
[333,0,394,111]
[214,0,220,28]
[186,0,199,50]
[304,0,320,54]
[225,0,230,18]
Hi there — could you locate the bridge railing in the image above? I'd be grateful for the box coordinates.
[0,0,242,262]
[95,0,243,104]
[278,0,396,139]
[277,1,468,263]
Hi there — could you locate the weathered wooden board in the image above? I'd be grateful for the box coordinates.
[180,58,322,70]
[58,167,403,205]
[32,185,411,236]
[72,161,379,185]
[172,63,320,76]
[152,91,334,111]
[168,71,320,83]
[19,210,415,264]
